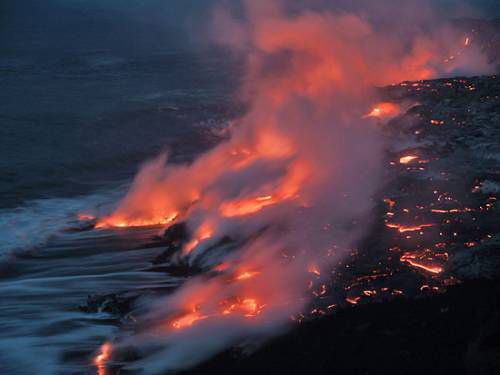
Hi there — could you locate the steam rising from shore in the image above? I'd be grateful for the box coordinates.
[97,1,494,372]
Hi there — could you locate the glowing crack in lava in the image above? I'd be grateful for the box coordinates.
[88,1,495,373]
[400,253,444,274]
[386,223,435,233]
[399,155,419,164]
[170,298,264,332]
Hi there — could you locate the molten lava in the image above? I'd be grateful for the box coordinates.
[235,271,260,281]
[184,221,215,254]
[170,297,264,331]
[386,223,434,233]
[222,298,261,317]
[400,253,444,274]
[220,195,282,217]
[94,342,112,375]
[84,2,495,371]
[399,155,419,164]
[171,310,209,330]
[95,212,178,229]
[364,102,401,119]
[308,263,321,277]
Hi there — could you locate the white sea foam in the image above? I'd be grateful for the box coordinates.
[0,192,121,257]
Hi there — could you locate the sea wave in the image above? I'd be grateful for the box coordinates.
[0,191,122,257]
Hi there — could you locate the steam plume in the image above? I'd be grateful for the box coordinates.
[98,1,494,372]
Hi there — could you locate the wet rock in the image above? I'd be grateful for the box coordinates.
[79,292,138,316]
[151,222,189,264]
[160,222,189,243]
[147,262,204,277]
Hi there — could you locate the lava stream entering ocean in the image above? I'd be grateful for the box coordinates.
[83,1,496,373]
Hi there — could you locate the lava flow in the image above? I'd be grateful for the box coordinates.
[399,155,419,164]
[94,342,112,375]
[400,253,444,274]
[364,102,401,119]
[84,1,496,373]
[386,223,435,233]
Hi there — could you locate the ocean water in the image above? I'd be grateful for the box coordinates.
[0,46,239,373]
[0,47,239,253]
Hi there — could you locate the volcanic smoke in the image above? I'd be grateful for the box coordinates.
[93,1,494,373]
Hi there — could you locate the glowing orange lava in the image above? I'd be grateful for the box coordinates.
[171,298,264,331]
[308,263,321,277]
[184,222,215,254]
[430,119,444,125]
[94,342,112,375]
[84,3,487,362]
[400,254,444,274]
[431,209,463,213]
[346,296,360,305]
[235,271,260,280]
[364,102,400,119]
[222,298,261,317]
[220,195,280,217]
[171,310,209,330]
[399,155,419,164]
[385,223,434,233]
[96,212,178,229]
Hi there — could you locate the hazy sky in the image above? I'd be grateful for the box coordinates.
[0,0,498,54]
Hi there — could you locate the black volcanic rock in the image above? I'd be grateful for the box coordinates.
[180,279,500,375]
[79,292,137,316]
[449,237,500,280]
[80,74,500,375]
[151,222,189,264]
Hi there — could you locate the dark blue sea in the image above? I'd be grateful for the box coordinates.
[0,11,241,370]
[0,45,241,252]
